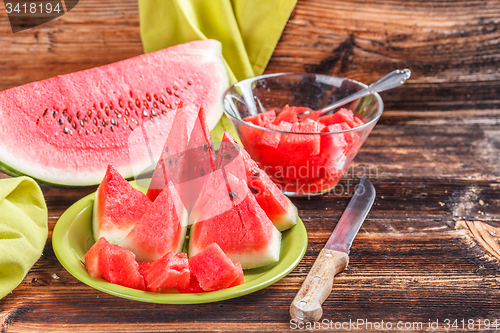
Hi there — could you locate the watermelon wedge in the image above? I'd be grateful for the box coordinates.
[0,40,228,186]
[189,174,281,269]
[119,182,188,262]
[93,165,151,244]
[146,102,189,201]
[219,132,298,231]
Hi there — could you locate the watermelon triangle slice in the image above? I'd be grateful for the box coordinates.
[189,174,281,269]
[120,182,188,262]
[219,132,298,231]
[93,165,152,244]
[147,102,189,201]
[177,106,216,212]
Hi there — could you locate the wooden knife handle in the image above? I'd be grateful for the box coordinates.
[290,249,349,323]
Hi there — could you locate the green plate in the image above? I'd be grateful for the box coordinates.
[52,183,308,304]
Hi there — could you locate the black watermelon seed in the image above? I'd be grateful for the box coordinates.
[43,109,49,117]
[84,116,88,122]
[105,107,110,116]
[128,101,133,109]
[169,159,172,165]
[252,172,261,178]
[93,119,97,125]
[173,85,178,90]
[153,102,158,108]
[129,124,133,130]
[201,169,204,177]
[85,129,89,135]
[174,92,180,97]
[102,120,106,126]
[111,118,116,125]
[150,117,154,122]
[80,120,84,127]
[187,80,193,85]
[58,118,64,125]
[117,113,122,118]
[36,118,41,123]
[166,103,171,108]
[63,127,69,134]
[154,94,158,101]
[159,98,164,104]
[62,110,67,116]
[202,143,208,152]
[228,191,238,200]
[142,110,148,117]
[53,111,58,117]
[88,110,92,117]
[151,110,157,116]
[135,99,140,107]
[166,88,172,95]
[67,116,72,122]
[72,122,76,129]
[165,147,169,153]
[143,100,148,107]
[78,130,82,135]
[224,153,231,159]
[114,109,119,115]
[146,94,151,102]
[97,111,101,118]
[76,112,80,119]
[110,126,114,132]
[250,187,259,195]
[162,110,167,115]
[119,100,124,108]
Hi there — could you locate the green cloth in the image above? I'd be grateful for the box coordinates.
[138,0,297,142]
[0,177,48,299]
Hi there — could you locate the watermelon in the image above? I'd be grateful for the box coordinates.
[219,132,298,231]
[189,174,281,269]
[143,252,190,292]
[93,165,151,244]
[176,271,204,293]
[146,102,189,201]
[0,40,228,186]
[83,237,146,291]
[188,243,244,292]
[147,103,216,213]
[119,182,188,262]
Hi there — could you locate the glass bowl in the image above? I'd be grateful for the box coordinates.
[221,73,383,197]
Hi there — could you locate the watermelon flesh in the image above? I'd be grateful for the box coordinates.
[189,174,281,269]
[146,102,189,201]
[83,237,146,291]
[93,165,151,244]
[119,182,188,262]
[241,107,365,194]
[188,243,244,292]
[219,132,298,231]
[0,40,228,186]
[143,252,190,292]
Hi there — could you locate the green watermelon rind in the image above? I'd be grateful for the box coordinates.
[0,159,75,188]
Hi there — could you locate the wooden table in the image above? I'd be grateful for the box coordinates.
[1,0,500,331]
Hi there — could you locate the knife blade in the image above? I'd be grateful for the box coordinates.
[290,177,376,323]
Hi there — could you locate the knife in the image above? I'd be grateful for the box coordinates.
[290,176,376,323]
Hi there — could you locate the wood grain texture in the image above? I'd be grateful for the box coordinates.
[1,0,500,332]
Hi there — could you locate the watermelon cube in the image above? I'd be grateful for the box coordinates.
[243,110,276,126]
[176,271,204,293]
[318,108,355,127]
[188,243,243,292]
[228,262,245,288]
[273,105,300,124]
[144,252,190,292]
[286,119,323,156]
[83,237,146,291]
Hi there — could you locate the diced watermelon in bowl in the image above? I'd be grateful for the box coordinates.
[221,73,384,196]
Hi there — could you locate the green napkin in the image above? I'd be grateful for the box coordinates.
[0,177,48,299]
[138,0,297,142]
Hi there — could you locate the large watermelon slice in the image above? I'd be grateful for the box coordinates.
[189,174,281,269]
[93,165,151,244]
[0,40,228,186]
[119,182,188,262]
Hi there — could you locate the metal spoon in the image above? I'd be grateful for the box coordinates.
[297,68,411,121]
